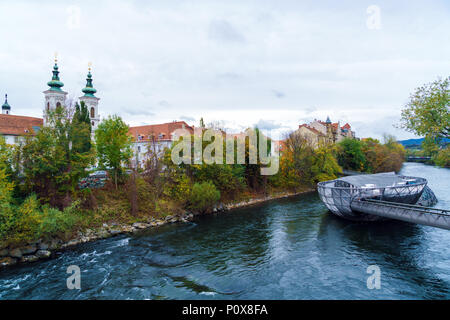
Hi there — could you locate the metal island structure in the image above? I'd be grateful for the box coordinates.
[317,172,450,230]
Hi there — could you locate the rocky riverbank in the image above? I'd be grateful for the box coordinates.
[0,189,313,270]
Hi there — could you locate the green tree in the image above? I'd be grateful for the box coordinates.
[311,144,342,182]
[400,77,450,141]
[0,136,14,205]
[72,101,92,153]
[74,101,91,127]
[18,105,95,207]
[243,127,272,191]
[336,138,366,171]
[95,115,133,189]
[433,146,450,168]
[421,135,440,157]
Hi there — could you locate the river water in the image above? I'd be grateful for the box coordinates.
[0,162,449,299]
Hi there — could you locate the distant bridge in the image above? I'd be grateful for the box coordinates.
[406,156,431,163]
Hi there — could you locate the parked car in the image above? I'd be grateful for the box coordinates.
[90,170,108,178]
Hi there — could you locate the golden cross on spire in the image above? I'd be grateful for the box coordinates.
[54,52,58,63]
[88,61,92,72]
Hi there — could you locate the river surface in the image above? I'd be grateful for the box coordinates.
[0,162,449,299]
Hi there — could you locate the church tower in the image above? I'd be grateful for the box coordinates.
[2,94,11,115]
[43,56,67,125]
[79,64,100,135]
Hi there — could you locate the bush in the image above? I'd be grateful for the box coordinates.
[0,195,43,245]
[190,164,245,200]
[433,147,450,167]
[189,181,221,214]
[163,173,192,206]
[39,201,81,239]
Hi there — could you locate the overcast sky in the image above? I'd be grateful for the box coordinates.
[0,0,449,140]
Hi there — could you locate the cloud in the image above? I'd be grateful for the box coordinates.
[208,19,245,43]
[272,90,285,98]
[123,108,154,116]
[0,0,449,141]
[254,119,286,131]
[158,100,170,107]
[180,115,196,123]
[304,106,317,114]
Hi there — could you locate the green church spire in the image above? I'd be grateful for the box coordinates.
[2,94,11,110]
[47,54,64,91]
[82,63,97,97]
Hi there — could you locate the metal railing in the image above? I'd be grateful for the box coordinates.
[350,198,450,230]
[317,175,428,219]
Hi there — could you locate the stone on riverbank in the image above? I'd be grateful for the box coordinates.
[49,239,62,250]
[132,222,149,229]
[39,242,49,250]
[36,250,51,259]
[0,257,17,267]
[20,255,39,263]
[121,225,134,233]
[109,229,121,235]
[21,245,37,255]
[9,248,22,259]
[97,229,110,239]
[0,248,9,257]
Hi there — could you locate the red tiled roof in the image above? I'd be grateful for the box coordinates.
[298,123,324,136]
[316,120,338,129]
[129,121,194,142]
[0,114,43,136]
[342,123,351,130]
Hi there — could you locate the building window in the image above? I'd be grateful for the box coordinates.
[138,146,141,152]
[91,107,95,118]
[91,121,94,127]
[56,102,61,108]
[47,102,50,111]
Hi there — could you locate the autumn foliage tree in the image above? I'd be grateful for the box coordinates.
[338,136,405,174]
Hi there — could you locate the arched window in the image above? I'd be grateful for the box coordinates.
[47,102,50,111]
[91,121,94,127]
[56,102,61,108]
[90,107,95,118]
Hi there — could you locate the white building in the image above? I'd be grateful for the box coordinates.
[1,94,43,144]
[128,121,194,168]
